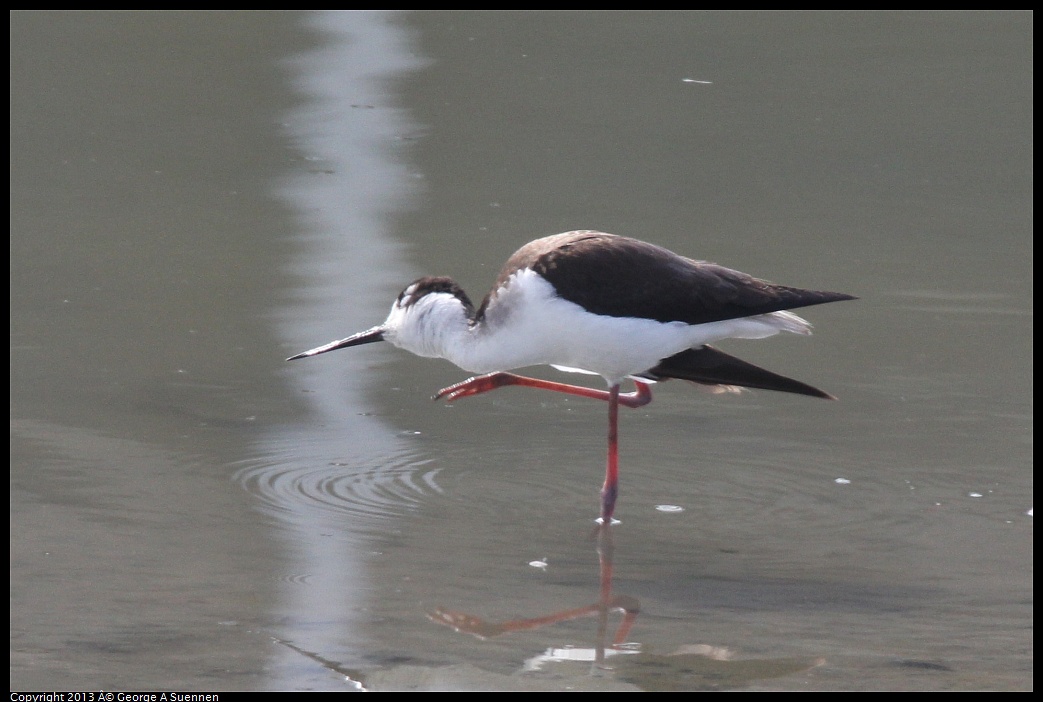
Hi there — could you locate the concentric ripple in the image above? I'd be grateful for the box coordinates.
[232,442,442,531]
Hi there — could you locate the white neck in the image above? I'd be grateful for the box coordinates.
[382,292,473,362]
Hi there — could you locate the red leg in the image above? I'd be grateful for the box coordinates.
[433,371,653,408]
[434,372,653,522]
[600,384,620,523]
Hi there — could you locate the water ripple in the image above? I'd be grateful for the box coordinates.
[232,445,442,531]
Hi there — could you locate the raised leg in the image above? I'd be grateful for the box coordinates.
[433,371,653,408]
[434,372,652,522]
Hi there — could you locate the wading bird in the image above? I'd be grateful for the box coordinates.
[288,230,856,523]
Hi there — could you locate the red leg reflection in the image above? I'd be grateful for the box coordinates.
[427,523,639,658]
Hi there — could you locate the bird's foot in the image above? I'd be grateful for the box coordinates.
[432,372,522,402]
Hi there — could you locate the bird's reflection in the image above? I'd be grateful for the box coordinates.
[426,523,825,690]
[428,523,637,667]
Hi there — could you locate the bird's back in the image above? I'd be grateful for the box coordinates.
[478,231,854,325]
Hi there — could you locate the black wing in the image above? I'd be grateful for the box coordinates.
[644,345,836,399]
[493,231,855,325]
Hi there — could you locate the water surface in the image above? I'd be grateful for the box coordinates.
[10,10,1032,691]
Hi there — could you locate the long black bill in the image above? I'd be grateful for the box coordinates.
[285,326,385,361]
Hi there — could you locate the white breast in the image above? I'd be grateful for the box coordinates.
[444,269,810,384]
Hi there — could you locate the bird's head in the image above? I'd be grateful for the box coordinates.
[286,276,475,362]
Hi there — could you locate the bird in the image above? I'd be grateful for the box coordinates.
[287,230,856,523]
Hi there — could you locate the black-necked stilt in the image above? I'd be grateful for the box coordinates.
[288,230,856,523]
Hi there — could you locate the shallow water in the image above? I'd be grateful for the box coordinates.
[10,10,1032,691]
